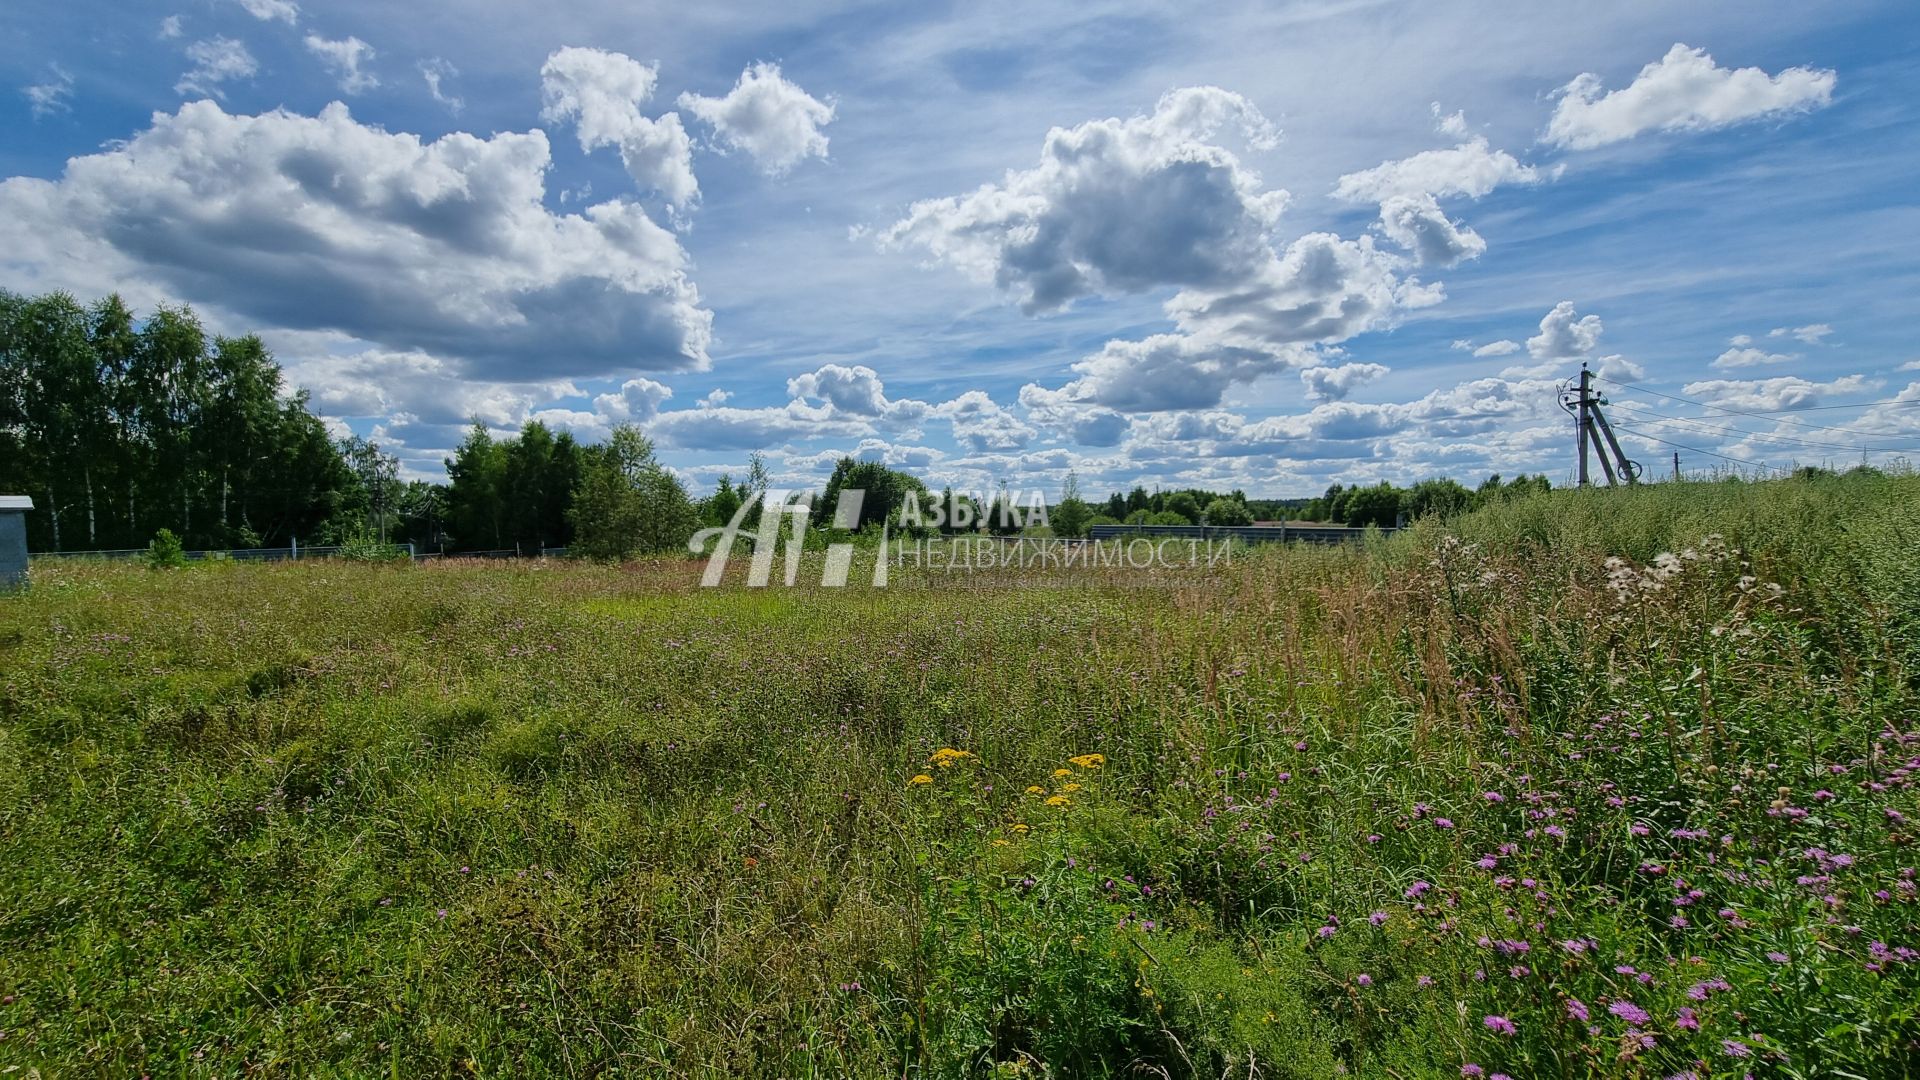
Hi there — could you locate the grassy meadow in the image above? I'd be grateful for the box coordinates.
[3,471,1920,1076]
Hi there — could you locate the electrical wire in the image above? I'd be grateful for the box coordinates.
[1609,426,1782,472]
[1593,375,1920,438]
[1605,402,1920,455]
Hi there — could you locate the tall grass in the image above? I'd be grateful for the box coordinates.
[1,471,1917,1076]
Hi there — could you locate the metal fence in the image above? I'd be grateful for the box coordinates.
[1086,523,1395,545]
[31,544,568,563]
[31,544,353,562]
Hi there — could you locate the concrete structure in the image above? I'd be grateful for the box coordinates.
[0,496,31,589]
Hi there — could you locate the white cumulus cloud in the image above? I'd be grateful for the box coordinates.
[305,34,377,95]
[540,47,698,209]
[1376,193,1485,267]
[1713,346,1795,369]
[233,0,297,23]
[678,62,835,175]
[1527,301,1603,361]
[1301,362,1389,402]
[176,37,258,99]
[1546,43,1836,150]
[880,87,1284,315]
[1333,135,1541,202]
[1770,323,1832,345]
[1680,374,1876,412]
[0,99,712,381]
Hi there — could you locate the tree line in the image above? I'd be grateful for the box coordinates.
[4,290,1553,556]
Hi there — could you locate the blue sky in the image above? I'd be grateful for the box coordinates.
[4,0,1917,498]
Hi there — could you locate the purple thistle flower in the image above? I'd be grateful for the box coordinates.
[1609,1000,1651,1026]
[1483,1014,1517,1036]
[1721,1039,1751,1058]
[1354,973,1372,987]
[1566,998,1590,1022]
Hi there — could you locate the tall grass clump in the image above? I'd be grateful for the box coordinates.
[1,469,1917,1075]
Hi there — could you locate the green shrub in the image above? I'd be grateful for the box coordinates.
[143,527,186,569]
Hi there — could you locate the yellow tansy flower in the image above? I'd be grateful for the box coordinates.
[1069,753,1105,769]
[1052,768,1072,778]
[1045,795,1070,808]
[929,748,976,768]
[1009,823,1029,834]
[908,774,934,786]
[1025,785,1046,795]
[1060,782,1082,793]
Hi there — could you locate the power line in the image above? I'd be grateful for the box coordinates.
[1593,375,1920,438]
[1606,402,1920,455]
[1610,426,1782,473]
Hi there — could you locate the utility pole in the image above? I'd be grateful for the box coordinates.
[1673,452,1681,482]
[1563,365,1642,487]
[1575,367,1591,486]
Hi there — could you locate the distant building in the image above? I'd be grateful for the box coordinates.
[0,496,32,589]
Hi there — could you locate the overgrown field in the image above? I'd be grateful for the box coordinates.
[4,472,1920,1077]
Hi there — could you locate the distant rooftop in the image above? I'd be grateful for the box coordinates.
[0,496,34,510]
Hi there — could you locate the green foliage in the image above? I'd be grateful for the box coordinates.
[1050,471,1093,538]
[0,290,351,553]
[568,423,697,560]
[1201,496,1252,525]
[142,527,186,569]
[819,457,928,532]
[335,531,411,562]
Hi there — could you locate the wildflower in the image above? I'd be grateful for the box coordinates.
[1416,975,1435,988]
[1025,785,1045,794]
[1483,1014,1517,1036]
[1566,998,1590,1022]
[1045,795,1070,808]
[1009,823,1029,835]
[1766,951,1789,964]
[1059,782,1083,793]
[1354,973,1372,987]
[929,748,975,768]
[1483,791,1505,803]
[1368,910,1389,926]
[1674,1007,1699,1031]
[1721,1039,1751,1058]
[1433,818,1456,829]
[1068,753,1105,769]
[1461,1066,1484,1078]
[1609,1001,1651,1026]
[1053,768,1073,778]
[1405,880,1431,899]
[908,774,934,786]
